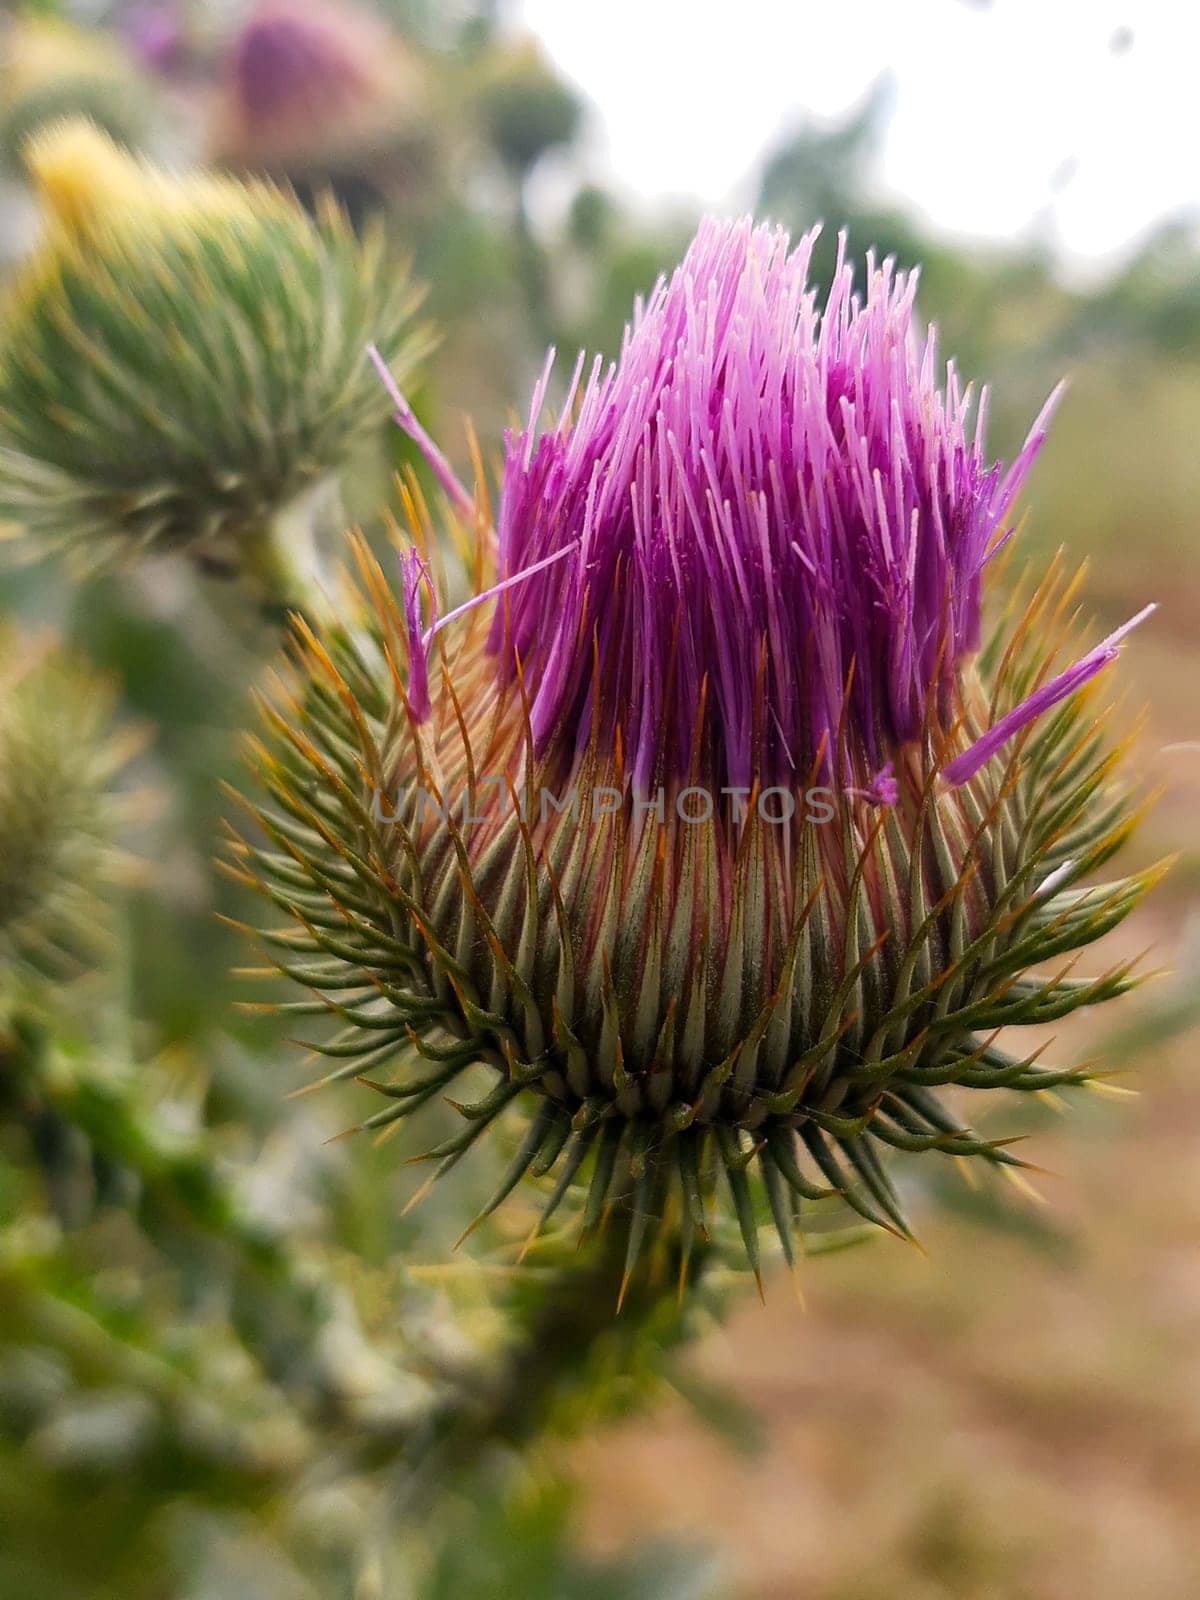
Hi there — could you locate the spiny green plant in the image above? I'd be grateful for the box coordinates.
[231,219,1162,1297]
[0,626,141,997]
[0,120,425,589]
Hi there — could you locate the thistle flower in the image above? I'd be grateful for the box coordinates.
[0,629,139,994]
[0,121,423,583]
[236,220,1160,1288]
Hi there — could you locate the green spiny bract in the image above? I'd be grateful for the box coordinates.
[232,221,1160,1291]
[0,628,139,995]
[0,121,425,577]
[230,541,1158,1290]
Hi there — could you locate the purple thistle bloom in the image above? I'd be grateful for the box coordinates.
[487,218,1063,792]
[381,217,1153,795]
[239,216,1163,1280]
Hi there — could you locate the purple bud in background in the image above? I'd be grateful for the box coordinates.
[229,1,371,131]
[213,0,424,181]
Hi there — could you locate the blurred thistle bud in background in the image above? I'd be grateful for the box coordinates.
[0,17,156,179]
[211,0,434,217]
[0,120,424,602]
[0,628,141,1001]
[236,218,1161,1296]
[473,35,582,180]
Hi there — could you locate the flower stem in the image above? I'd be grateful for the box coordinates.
[243,477,344,628]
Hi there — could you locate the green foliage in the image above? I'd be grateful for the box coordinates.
[474,37,581,176]
[422,1475,723,1600]
[0,627,137,994]
[0,996,732,1596]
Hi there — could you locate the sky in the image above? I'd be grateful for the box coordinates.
[517,0,1199,277]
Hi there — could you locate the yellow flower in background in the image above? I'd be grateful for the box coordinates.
[0,121,425,589]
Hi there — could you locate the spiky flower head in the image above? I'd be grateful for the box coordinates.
[238,219,1159,1286]
[0,628,139,999]
[0,121,423,579]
